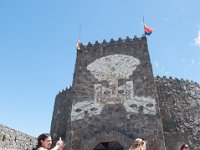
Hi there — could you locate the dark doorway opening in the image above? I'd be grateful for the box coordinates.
[93,141,124,150]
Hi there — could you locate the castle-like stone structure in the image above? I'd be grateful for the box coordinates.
[0,124,37,150]
[50,36,200,150]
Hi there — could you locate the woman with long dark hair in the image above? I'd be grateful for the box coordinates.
[180,144,189,150]
[35,133,64,150]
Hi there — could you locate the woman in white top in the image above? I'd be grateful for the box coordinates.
[36,133,64,150]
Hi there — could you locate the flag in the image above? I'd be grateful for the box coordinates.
[144,24,153,36]
[76,40,81,50]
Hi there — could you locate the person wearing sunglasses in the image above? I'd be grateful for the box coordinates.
[129,138,146,150]
[180,144,189,150]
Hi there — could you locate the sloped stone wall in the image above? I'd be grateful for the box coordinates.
[0,124,37,150]
[155,76,200,150]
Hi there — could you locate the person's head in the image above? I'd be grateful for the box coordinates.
[180,144,189,150]
[129,138,146,150]
[37,133,52,149]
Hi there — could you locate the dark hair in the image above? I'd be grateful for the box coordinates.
[180,144,188,150]
[37,133,51,147]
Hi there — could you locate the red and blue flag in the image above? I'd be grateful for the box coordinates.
[144,24,153,36]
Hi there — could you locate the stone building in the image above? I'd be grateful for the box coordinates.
[50,36,200,150]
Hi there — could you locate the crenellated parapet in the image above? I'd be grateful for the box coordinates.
[55,86,72,96]
[77,36,147,53]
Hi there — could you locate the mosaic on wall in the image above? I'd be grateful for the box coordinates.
[71,54,156,121]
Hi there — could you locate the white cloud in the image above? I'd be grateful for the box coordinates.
[194,30,200,47]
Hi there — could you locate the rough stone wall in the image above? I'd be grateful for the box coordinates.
[0,124,37,150]
[50,87,72,149]
[51,36,166,150]
[155,76,200,150]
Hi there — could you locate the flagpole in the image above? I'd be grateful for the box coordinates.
[78,24,81,40]
[143,15,145,24]
[76,24,82,50]
[143,15,145,35]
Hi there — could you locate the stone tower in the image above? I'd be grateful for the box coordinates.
[50,36,166,150]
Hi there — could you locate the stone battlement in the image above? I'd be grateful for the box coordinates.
[78,35,147,53]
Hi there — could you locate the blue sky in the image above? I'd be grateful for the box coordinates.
[0,0,200,137]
